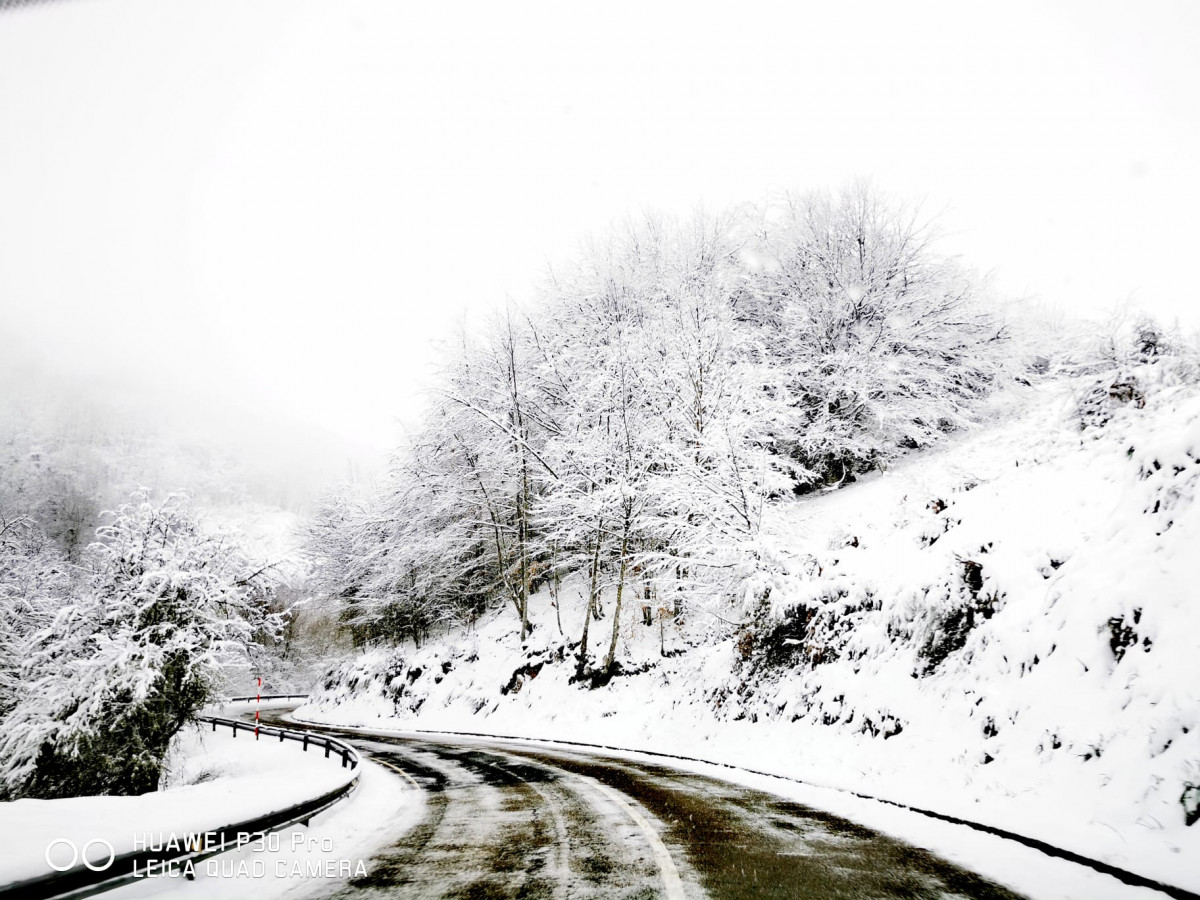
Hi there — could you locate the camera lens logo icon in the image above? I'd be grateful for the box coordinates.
[45,838,115,872]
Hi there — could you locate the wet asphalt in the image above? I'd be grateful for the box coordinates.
[258,715,1026,900]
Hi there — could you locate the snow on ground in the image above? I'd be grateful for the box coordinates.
[0,704,366,887]
[108,750,419,899]
[299,359,1200,896]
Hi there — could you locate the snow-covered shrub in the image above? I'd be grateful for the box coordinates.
[912,557,1004,675]
[741,583,887,676]
[1183,781,1200,828]
[740,184,1010,491]
[0,491,283,799]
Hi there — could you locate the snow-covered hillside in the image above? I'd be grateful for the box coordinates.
[299,359,1200,894]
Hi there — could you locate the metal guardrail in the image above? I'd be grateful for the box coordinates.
[224,693,311,704]
[1,716,358,900]
[197,715,358,770]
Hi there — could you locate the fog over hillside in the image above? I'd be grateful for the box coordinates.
[0,333,382,513]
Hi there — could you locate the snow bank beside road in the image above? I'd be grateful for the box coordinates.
[0,717,354,886]
[108,754,419,900]
[301,361,1200,896]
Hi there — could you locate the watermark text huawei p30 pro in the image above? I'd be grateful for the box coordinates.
[44,832,370,879]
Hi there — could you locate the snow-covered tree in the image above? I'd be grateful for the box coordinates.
[531,214,771,674]
[0,515,70,726]
[740,184,1008,490]
[305,187,1012,676]
[0,491,283,799]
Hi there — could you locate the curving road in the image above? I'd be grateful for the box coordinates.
[256,713,1024,900]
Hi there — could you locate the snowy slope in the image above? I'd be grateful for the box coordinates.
[300,359,1200,894]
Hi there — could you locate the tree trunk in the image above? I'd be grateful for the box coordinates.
[576,520,603,676]
[603,515,631,675]
[517,487,529,643]
[504,314,531,645]
[551,540,563,636]
[466,455,522,623]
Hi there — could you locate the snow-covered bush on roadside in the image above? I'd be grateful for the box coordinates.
[0,491,284,799]
[740,184,1010,492]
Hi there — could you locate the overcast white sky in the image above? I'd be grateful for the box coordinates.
[2,0,1198,466]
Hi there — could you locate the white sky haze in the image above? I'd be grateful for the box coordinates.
[1,0,1198,465]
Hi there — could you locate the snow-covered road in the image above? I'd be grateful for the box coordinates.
[261,713,1031,900]
[74,702,1182,900]
[246,703,1200,900]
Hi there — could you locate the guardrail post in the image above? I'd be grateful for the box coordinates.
[212,720,217,732]
[279,731,285,742]
[303,735,308,752]
[324,740,331,759]
[341,748,348,768]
